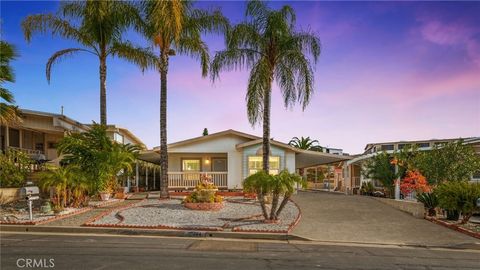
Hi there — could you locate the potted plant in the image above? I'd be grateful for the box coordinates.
[183,174,224,211]
[99,178,116,201]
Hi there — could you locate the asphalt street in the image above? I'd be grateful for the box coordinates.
[1,232,479,270]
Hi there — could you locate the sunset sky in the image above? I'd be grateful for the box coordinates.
[2,1,479,154]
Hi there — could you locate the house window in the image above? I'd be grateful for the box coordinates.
[113,133,124,144]
[381,144,394,151]
[416,142,430,148]
[472,171,480,181]
[398,144,411,150]
[248,156,280,175]
[182,159,201,172]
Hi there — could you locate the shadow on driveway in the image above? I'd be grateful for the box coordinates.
[291,191,479,247]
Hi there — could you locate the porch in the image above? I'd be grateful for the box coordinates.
[167,172,228,189]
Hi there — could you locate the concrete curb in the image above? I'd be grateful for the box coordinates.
[0,225,309,241]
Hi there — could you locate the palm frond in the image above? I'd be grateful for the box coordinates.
[246,59,270,125]
[211,48,261,82]
[0,41,18,84]
[46,48,95,83]
[0,88,14,103]
[176,37,209,77]
[22,14,93,47]
[0,103,22,125]
[109,42,159,72]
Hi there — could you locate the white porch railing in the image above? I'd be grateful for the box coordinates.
[352,176,361,187]
[7,146,43,155]
[167,172,228,189]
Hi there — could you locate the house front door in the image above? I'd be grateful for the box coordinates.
[212,158,227,172]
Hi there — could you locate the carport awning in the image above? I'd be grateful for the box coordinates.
[138,150,160,164]
[295,150,352,168]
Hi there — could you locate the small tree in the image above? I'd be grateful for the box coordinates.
[243,169,305,221]
[435,181,480,224]
[414,141,480,184]
[202,128,209,136]
[400,170,431,197]
[0,150,31,188]
[362,151,398,198]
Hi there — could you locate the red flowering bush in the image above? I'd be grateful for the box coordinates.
[400,170,431,196]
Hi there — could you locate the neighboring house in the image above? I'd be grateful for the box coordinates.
[342,137,480,195]
[138,129,350,190]
[322,147,344,155]
[0,109,145,165]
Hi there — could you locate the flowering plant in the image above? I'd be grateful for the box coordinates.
[400,170,431,196]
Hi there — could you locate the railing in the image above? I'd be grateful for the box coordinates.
[4,147,47,172]
[7,146,43,155]
[167,172,228,189]
[352,176,361,187]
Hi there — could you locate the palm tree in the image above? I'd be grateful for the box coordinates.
[138,0,228,198]
[0,40,22,125]
[22,0,157,125]
[212,0,321,172]
[289,136,323,151]
[57,123,140,194]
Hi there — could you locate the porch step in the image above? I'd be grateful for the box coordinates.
[126,193,148,200]
[147,192,160,199]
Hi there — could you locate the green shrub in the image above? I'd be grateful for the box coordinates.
[0,150,31,188]
[416,192,438,216]
[435,181,480,223]
[360,182,375,196]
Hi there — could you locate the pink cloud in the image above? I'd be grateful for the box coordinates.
[416,17,480,66]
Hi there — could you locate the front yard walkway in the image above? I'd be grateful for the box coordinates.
[291,191,479,247]
[45,200,135,227]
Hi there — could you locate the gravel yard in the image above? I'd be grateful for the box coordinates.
[88,197,300,232]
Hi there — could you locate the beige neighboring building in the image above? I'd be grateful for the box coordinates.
[0,109,145,165]
[342,137,480,195]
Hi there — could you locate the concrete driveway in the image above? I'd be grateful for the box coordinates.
[291,191,479,247]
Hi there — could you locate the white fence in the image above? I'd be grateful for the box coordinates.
[167,172,228,189]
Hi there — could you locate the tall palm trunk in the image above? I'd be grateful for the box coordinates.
[159,52,169,198]
[99,53,107,125]
[262,86,271,172]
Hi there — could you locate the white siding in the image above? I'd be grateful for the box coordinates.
[169,135,251,189]
[285,150,296,173]
[242,144,287,178]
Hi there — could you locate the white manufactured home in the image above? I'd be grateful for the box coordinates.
[139,129,350,190]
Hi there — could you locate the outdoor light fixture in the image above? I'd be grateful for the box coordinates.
[205,158,210,164]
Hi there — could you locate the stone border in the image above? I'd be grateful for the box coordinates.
[425,216,480,239]
[184,202,224,211]
[0,207,93,225]
[88,199,125,208]
[231,198,302,234]
[83,199,223,231]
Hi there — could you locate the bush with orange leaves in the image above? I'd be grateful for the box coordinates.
[400,170,431,196]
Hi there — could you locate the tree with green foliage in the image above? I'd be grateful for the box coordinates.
[57,124,140,194]
[289,136,322,151]
[414,141,480,184]
[39,165,90,209]
[138,0,228,198]
[22,0,156,125]
[212,0,321,173]
[435,181,480,224]
[0,150,31,188]
[244,169,305,221]
[0,40,22,125]
[362,151,398,198]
